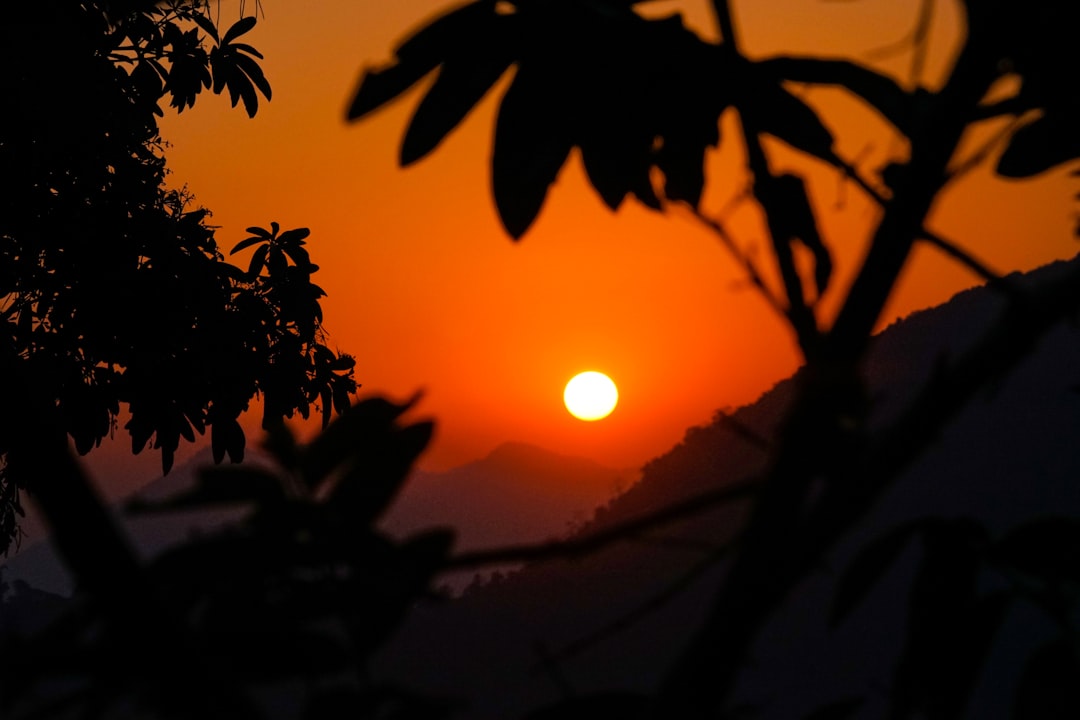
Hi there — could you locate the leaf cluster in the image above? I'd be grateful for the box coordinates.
[0,1,352,555]
[831,516,1080,718]
[342,0,1080,716]
[109,1,271,116]
[1,398,457,720]
[346,0,856,240]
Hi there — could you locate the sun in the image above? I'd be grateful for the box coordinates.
[564,371,619,421]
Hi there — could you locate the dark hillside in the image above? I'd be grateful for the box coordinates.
[373,255,1080,720]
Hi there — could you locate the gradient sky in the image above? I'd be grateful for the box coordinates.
[82,0,1079,495]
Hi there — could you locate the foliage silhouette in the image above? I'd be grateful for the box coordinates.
[5,0,1080,719]
[2,397,456,719]
[0,0,355,553]
[346,0,1080,717]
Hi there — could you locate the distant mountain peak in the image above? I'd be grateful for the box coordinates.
[479,441,626,476]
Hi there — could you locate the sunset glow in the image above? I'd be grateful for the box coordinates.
[86,0,1077,482]
[564,372,619,421]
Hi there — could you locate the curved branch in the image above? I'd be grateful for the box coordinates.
[757,57,919,135]
[444,477,759,570]
[539,546,731,667]
[682,205,787,318]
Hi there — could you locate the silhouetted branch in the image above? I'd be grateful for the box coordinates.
[919,230,1010,288]
[865,0,935,84]
[970,96,1033,121]
[946,114,1027,182]
[445,477,758,570]
[540,547,731,668]
[655,13,1006,715]
[829,49,1001,355]
[846,256,1080,516]
[683,205,786,316]
[828,142,1015,294]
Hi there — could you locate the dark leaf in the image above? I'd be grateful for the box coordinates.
[189,10,219,43]
[125,465,284,513]
[229,42,264,60]
[345,2,494,121]
[248,243,270,277]
[262,418,300,472]
[267,246,288,276]
[283,244,312,269]
[161,443,175,474]
[524,692,652,720]
[231,234,266,254]
[211,418,246,464]
[348,62,436,122]
[301,395,419,489]
[492,67,573,238]
[326,420,435,524]
[997,112,1080,178]
[277,227,311,246]
[893,518,991,718]
[232,51,272,103]
[744,82,837,165]
[992,515,1080,582]
[230,68,259,118]
[656,136,708,207]
[305,685,463,720]
[393,1,491,63]
[830,520,923,627]
[332,382,352,415]
[1013,641,1080,719]
[401,44,514,166]
[772,173,832,297]
[758,57,916,135]
[946,591,1012,704]
[221,16,257,46]
[581,139,632,210]
[320,387,334,429]
[805,697,866,720]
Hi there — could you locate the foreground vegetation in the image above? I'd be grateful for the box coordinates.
[2,1,1078,718]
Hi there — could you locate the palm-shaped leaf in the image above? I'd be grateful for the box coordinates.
[492,64,574,239]
[401,40,516,166]
[348,0,497,121]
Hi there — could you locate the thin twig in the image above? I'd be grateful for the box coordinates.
[947,114,1028,182]
[681,204,787,318]
[919,229,1013,291]
[832,156,1012,294]
[862,0,935,81]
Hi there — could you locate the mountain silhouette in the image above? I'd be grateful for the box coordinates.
[4,256,1080,718]
[1,441,633,598]
[379,442,635,593]
[0,571,69,638]
[371,254,1080,720]
[381,441,635,550]
[0,447,261,597]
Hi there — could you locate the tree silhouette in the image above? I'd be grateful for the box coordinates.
[0,0,355,553]
[345,0,1080,716]
[5,1,1080,718]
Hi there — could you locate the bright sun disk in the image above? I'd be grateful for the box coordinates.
[564,371,618,421]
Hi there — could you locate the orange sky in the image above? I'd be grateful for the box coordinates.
[84,0,1079,492]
